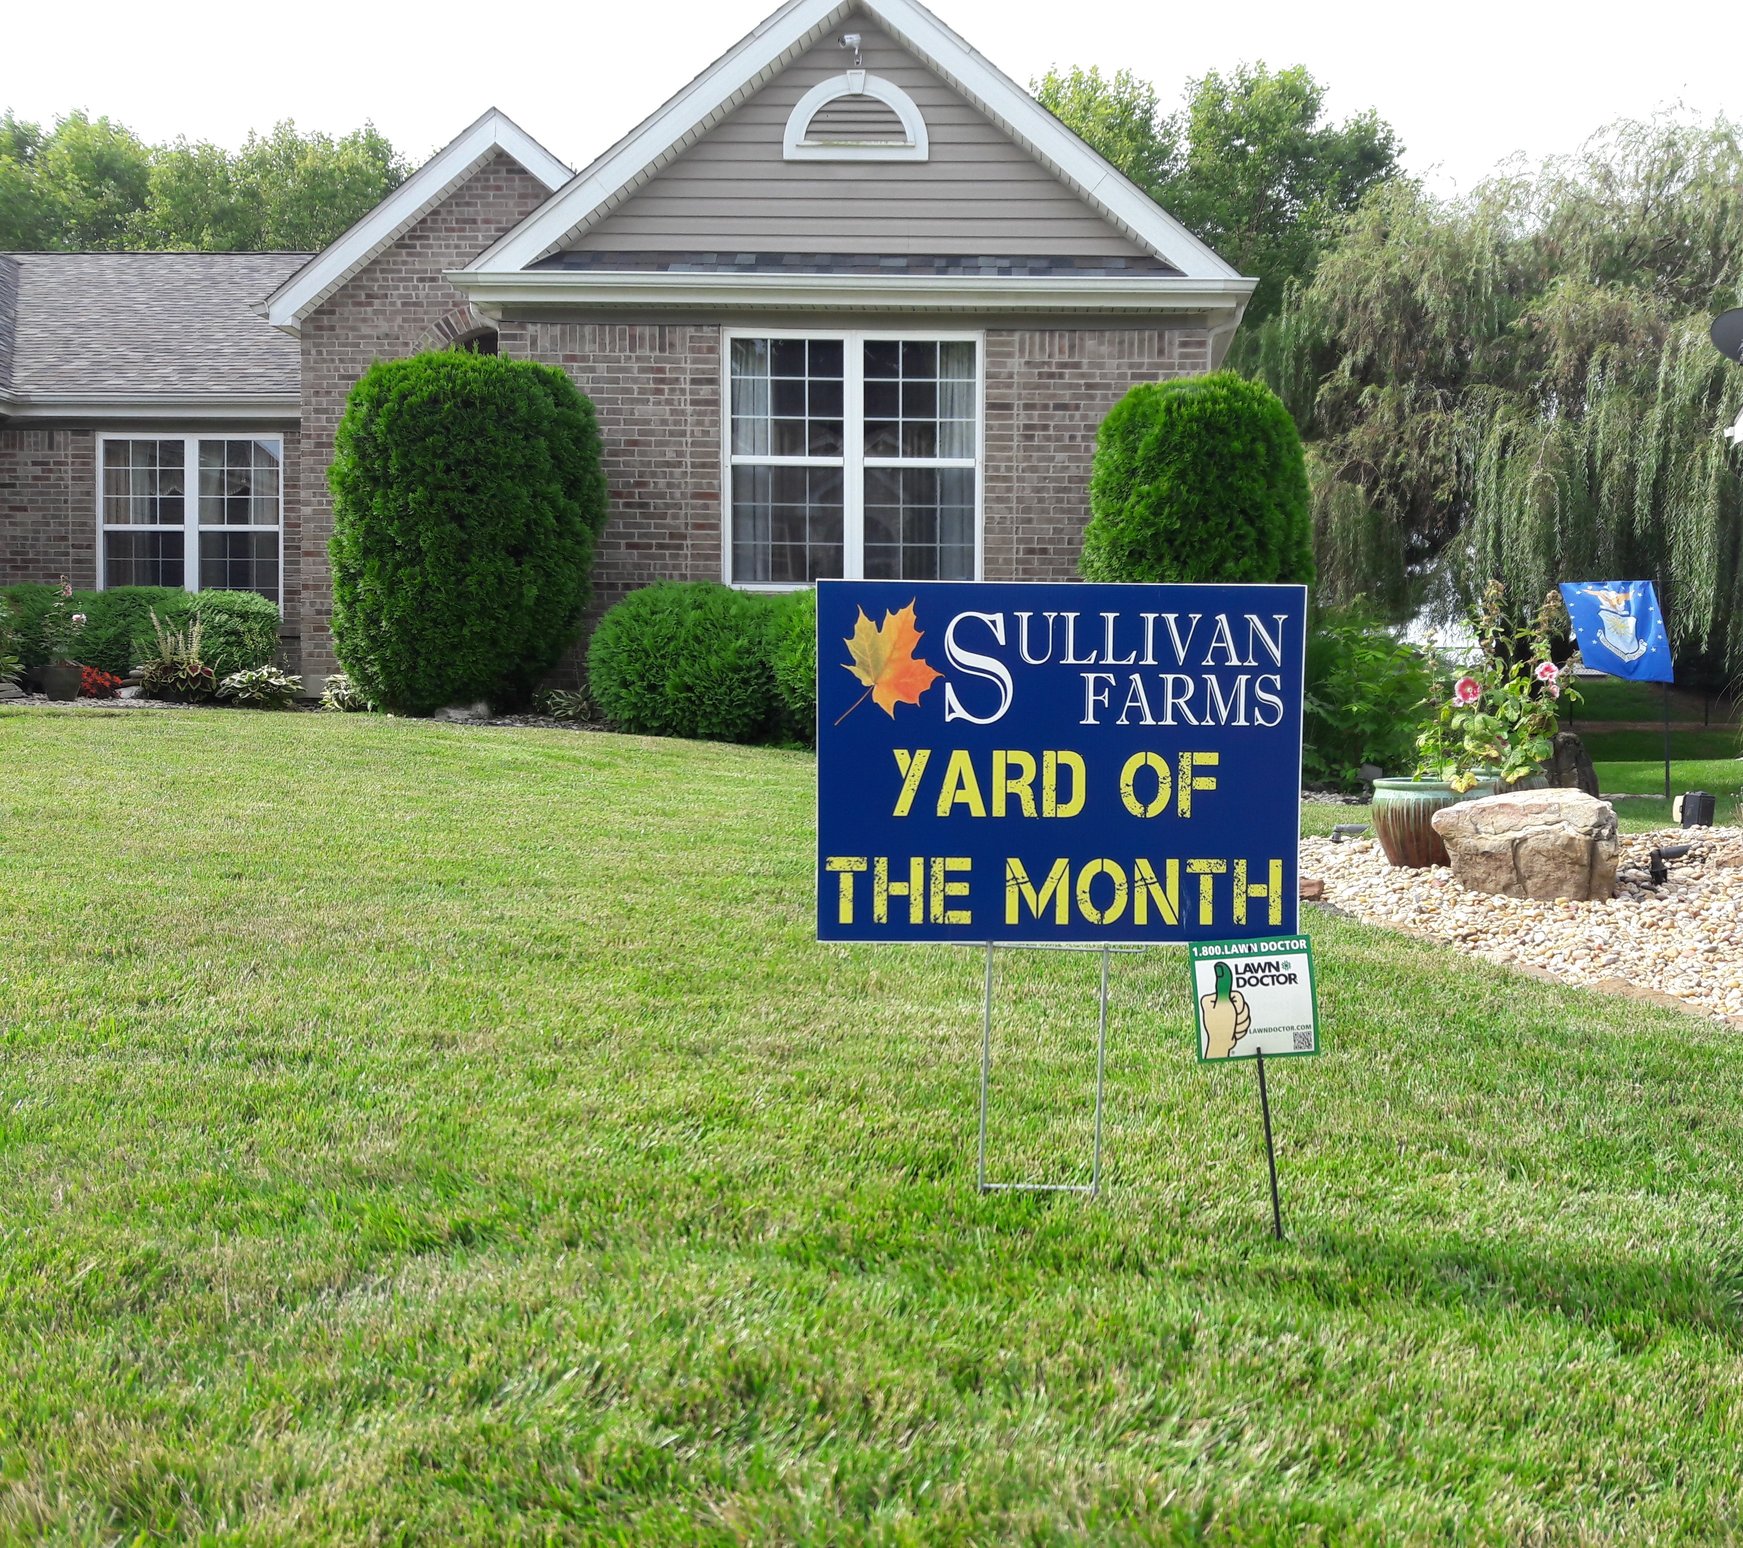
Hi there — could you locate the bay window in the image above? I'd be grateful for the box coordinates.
[726,332,980,585]
[99,435,283,604]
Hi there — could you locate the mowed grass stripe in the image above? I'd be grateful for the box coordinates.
[4,706,1743,1542]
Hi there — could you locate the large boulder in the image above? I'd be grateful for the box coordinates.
[1430,788,1619,900]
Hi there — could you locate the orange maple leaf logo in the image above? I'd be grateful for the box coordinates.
[838,600,942,723]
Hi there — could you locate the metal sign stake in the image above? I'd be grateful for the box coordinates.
[1256,1051,1284,1240]
[977,942,1115,1197]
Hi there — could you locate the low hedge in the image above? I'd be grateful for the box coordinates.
[587,583,821,748]
[587,582,778,744]
[1,584,280,678]
[585,582,822,746]
[770,589,817,743]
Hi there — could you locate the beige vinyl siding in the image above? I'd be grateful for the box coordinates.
[566,20,1149,259]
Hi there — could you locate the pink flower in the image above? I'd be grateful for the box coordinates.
[1453,676,1482,706]
[1545,679,1560,698]
[59,579,72,598]
[1535,660,1558,682]
[70,613,86,628]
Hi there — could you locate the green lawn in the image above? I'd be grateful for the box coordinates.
[8,707,1743,1542]
[1580,727,1739,763]
[1590,757,1743,827]
[1564,677,1733,725]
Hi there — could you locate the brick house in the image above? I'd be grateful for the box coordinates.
[0,0,1254,686]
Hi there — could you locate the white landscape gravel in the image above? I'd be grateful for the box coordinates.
[1303,826,1743,1026]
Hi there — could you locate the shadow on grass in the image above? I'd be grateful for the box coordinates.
[1270,1225,1743,1349]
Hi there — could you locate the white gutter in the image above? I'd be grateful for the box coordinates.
[0,393,300,421]
[448,268,1256,315]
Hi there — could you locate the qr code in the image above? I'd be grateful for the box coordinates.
[1293,1028,1315,1052]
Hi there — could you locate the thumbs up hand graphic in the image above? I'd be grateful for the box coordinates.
[1200,962,1251,1059]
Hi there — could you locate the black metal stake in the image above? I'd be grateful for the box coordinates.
[1663,681,1672,803]
[1256,1051,1283,1240]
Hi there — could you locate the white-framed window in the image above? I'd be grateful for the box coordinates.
[724,330,982,587]
[98,434,284,605]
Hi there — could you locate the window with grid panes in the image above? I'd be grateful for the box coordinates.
[100,436,282,604]
[727,334,977,584]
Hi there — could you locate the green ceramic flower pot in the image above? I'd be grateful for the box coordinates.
[39,663,82,701]
[1370,776,1499,868]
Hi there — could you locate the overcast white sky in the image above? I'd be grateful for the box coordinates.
[5,0,1735,195]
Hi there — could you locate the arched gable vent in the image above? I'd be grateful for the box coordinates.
[783,72,929,161]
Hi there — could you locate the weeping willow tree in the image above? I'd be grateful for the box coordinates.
[1254,114,1743,674]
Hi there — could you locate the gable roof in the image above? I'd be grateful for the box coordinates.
[0,252,306,416]
[260,108,571,333]
[464,0,1245,285]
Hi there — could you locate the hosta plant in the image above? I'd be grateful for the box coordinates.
[219,664,303,709]
[319,673,373,713]
[537,687,597,722]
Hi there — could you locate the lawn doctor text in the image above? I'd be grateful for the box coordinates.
[816,580,1308,945]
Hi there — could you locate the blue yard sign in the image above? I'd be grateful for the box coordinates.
[1558,581,1674,683]
[816,580,1308,945]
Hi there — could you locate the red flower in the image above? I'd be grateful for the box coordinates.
[1452,676,1482,706]
[79,667,124,699]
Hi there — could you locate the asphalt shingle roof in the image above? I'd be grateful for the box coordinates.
[0,257,19,393]
[0,252,310,400]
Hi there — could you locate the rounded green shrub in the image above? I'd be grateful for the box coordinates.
[1079,371,1314,586]
[770,589,817,745]
[133,590,281,679]
[588,582,777,743]
[327,352,608,715]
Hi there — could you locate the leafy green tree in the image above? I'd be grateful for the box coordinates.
[133,140,255,250]
[1034,62,1400,329]
[0,109,406,251]
[0,110,151,249]
[1262,115,1743,670]
[1169,65,1399,328]
[0,113,51,249]
[231,122,406,250]
[1032,67,1176,200]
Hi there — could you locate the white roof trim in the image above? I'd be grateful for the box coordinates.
[448,268,1253,316]
[467,0,1244,281]
[0,393,300,422]
[260,108,571,334]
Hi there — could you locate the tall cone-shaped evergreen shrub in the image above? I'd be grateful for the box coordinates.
[328,352,607,714]
[1079,371,1313,586]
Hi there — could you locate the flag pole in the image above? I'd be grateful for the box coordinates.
[1660,575,1672,804]
[1663,680,1672,802]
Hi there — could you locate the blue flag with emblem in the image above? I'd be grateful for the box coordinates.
[1557,581,1673,683]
